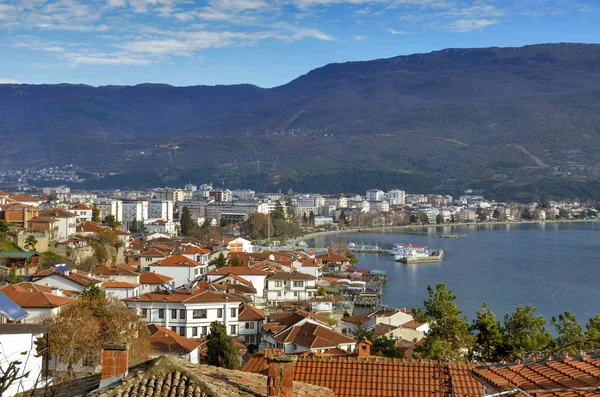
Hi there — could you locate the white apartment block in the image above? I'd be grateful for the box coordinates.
[122,200,149,229]
[386,189,406,206]
[148,199,174,222]
[94,198,123,222]
[366,189,385,201]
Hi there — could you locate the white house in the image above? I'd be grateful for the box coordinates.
[265,271,317,303]
[139,271,174,294]
[147,323,201,364]
[296,257,323,279]
[69,203,94,222]
[237,303,265,346]
[206,266,268,303]
[100,281,141,299]
[181,245,211,266]
[33,268,103,292]
[263,310,356,354]
[226,237,253,253]
[40,208,78,240]
[0,324,51,397]
[123,287,245,340]
[341,307,419,336]
[144,220,177,236]
[0,283,76,323]
[138,249,169,269]
[147,255,203,287]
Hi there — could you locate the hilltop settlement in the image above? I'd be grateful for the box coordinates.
[0,184,599,397]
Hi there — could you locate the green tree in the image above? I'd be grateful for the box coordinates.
[317,287,326,296]
[0,220,10,236]
[551,311,584,354]
[339,210,347,226]
[476,207,487,222]
[584,315,600,349]
[352,326,403,358]
[271,201,286,221]
[129,216,139,234]
[24,235,38,252]
[5,267,20,285]
[91,208,101,223]
[415,283,474,360]
[409,214,418,224]
[309,211,315,227]
[436,214,444,224]
[344,249,359,265]
[502,305,553,360]
[206,321,241,369]
[558,208,570,219]
[104,214,120,228]
[521,208,533,220]
[419,212,429,224]
[471,303,504,362]
[230,255,242,267]
[180,206,194,236]
[209,253,227,269]
[80,283,105,301]
[302,213,309,225]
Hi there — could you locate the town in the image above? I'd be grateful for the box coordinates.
[0,184,598,397]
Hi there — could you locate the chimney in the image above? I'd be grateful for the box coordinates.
[98,342,129,389]
[357,339,372,358]
[267,354,296,397]
[51,287,62,296]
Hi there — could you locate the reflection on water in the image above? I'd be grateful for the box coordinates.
[308,222,600,322]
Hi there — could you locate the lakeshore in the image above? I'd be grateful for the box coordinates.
[294,219,599,244]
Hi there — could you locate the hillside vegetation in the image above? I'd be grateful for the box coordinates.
[2,43,600,200]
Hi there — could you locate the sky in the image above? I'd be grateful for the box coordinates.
[0,0,599,88]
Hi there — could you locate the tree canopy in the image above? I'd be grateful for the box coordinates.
[502,305,553,360]
[206,321,241,370]
[180,206,194,236]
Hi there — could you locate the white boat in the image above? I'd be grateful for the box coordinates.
[388,243,428,255]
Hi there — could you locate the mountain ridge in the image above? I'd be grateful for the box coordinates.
[2,43,600,200]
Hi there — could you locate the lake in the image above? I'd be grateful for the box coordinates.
[307,222,600,325]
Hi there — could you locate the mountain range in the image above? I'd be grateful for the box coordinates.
[2,42,600,200]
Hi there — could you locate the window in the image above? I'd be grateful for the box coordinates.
[245,322,254,330]
[278,291,283,296]
[294,291,298,297]
[141,308,148,317]
[230,325,237,335]
[171,309,177,319]
[217,309,223,318]
[202,326,208,335]
[179,327,185,337]
[193,309,207,319]
[293,281,304,288]
[275,281,282,287]
[170,326,177,332]
[158,309,165,319]
[192,327,198,337]
[230,308,237,318]
[245,335,256,344]
[180,309,186,319]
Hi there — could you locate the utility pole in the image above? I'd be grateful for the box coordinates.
[267,211,271,247]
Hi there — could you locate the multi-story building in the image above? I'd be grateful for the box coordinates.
[209,189,233,202]
[205,201,268,224]
[94,198,123,223]
[148,199,174,222]
[69,203,94,222]
[265,272,317,303]
[366,189,385,201]
[123,288,246,339]
[231,189,255,201]
[369,201,390,212]
[122,200,149,230]
[147,255,203,287]
[386,189,406,206]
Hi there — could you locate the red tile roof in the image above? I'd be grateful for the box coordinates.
[139,272,173,284]
[122,288,243,304]
[473,356,600,397]
[244,355,483,397]
[0,284,76,308]
[267,271,316,281]
[273,322,356,349]
[238,303,266,322]
[101,281,140,289]
[154,254,200,267]
[181,246,211,255]
[207,266,268,276]
[147,323,201,354]
[92,264,139,277]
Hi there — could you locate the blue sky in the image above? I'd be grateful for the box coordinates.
[1,0,599,87]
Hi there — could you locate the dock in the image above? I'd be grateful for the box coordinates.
[398,249,444,264]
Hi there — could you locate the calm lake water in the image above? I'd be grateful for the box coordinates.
[308,222,600,324]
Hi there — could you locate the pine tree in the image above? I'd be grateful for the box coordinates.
[503,305,553,360]
[92,208,101,223]
[415,283,474,360]
[551,311,584,353]
[471,303,504,362]
[584,315,600,349]
[206,321,241,369]
[129,216,139,233]
[180,206,194,236]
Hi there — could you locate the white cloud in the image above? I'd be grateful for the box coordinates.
[353,34,366,40]
[389,28,409,34]
[0,78,21,84]
[445,18,499,32]
[107,0,127,7]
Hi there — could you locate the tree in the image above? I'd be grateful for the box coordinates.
[80,283,105,301]
[419,212,429,224]
[91,208,101,223]
[584,315,600,349]
[502,305,553,360]
[271,201,286,221]
[0,360,30,396]
[436,214,444,224]
[180,206,194,236]
[471,303,504,362]
[317,287,326,296]
[409,214,418,224]
[209,253,227,269]
[242,213,272,239]
[104,214,120,228]
[5,267,20,285]
[24,234,38,252]
[46,297,149,376]
[308,211,315,227]
[129,216,139,234]
[415,283,474,360]
[339,210,347,226]
[551,311,584,354]
[558,208,570,219]
[521,208,533,220]
[230,255,242,267]
[206,321,241,369]
[352,326,403,358]
[302,213,308,225]
[0,219,10,236]
[344,249,359,265]
[476,207,487,222]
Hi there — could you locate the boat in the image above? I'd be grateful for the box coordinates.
[395,248,444,264]
[388,243,427,255]
[347,242,380,251]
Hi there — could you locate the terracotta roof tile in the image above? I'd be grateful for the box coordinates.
[153,254,200,267]
[181,246,212,255]
[267,271,317,281]
[207,266,268,276]
[139,271,173,284]
[238,303,266,321]
[101,281,140,289]
[122,288,243,304]
[147,323,201,354]
[0,284,76,308]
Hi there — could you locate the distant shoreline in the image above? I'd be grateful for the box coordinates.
[296,219,598,242]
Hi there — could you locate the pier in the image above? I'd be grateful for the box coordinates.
[398,249,444,264]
